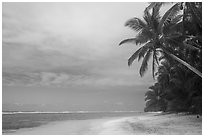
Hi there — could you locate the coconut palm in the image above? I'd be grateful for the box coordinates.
[168,64,202,112]
[155,58,201,112]
[163,2,202,77]
[119,2,202,78]
[181,2,202,72]
[119,3,181,77]
[150,2,202,77]
[142,2,202,113]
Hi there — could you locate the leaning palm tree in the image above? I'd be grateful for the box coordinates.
[119,3,181,77]
[160,2,202,77]
[119,2,202,78]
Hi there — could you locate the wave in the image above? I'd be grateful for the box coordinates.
[2,111,140,115]
[147,111,163,114]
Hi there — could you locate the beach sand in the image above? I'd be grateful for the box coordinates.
[7,113,202,135]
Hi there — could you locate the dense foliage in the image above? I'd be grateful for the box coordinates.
[120,2,202,114]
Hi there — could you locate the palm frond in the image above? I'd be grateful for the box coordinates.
[119,33,150,46]
[170,14,183,24]
[183,41,201,50]
[125,17,147,32]
[138,28,153,41]
[143,9,154,29]
[127,46,143,66]
[152,3,162,23]
[119,38,136,46]
[162,14,183,36]
[140,49,152,77]
[152,3,162,17]
[127,42,153,66]
[145,2,172,12]
[145,2,159,12]
[137,42,153,61]
[145,3,163,31]
[187,2,202,28]
[158,3,181,33]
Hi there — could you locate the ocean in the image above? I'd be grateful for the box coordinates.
[2,111,142,134]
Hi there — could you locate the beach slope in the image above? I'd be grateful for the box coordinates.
[7,113,202,135]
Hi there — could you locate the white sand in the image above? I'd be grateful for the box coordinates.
[6,113,202,135]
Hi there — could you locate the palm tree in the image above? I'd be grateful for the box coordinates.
[119,2,202,78]
[144,2,201,113]
[150,2,202,78]
[168,64,202,112]
[119,3,180,77]
[155,59,201,112]
[144,83,166,112]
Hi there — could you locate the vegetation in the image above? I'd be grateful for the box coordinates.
[120,2,202,114]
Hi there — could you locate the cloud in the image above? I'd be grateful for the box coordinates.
[2,3,154,88]
[3,71,144,87]
[2,40,154,87]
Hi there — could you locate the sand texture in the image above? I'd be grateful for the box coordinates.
[6,113,202,135]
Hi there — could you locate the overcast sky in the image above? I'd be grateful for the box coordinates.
[2,2,155,111]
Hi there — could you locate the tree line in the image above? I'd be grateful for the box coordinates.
[120,2,202,114]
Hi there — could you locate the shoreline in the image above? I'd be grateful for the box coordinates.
[4,113,202,135]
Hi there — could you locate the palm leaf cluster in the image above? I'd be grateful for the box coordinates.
[145,59,201,113]
[119,2,201,78]
[120,2,202,114]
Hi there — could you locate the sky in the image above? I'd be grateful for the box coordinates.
[2,2,155,112]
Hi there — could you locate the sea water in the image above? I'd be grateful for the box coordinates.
[2,111,142,134]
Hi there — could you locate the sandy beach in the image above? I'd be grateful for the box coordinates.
[7,113,202,135]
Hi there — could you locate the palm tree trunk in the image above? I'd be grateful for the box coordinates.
[163,49,202,78]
